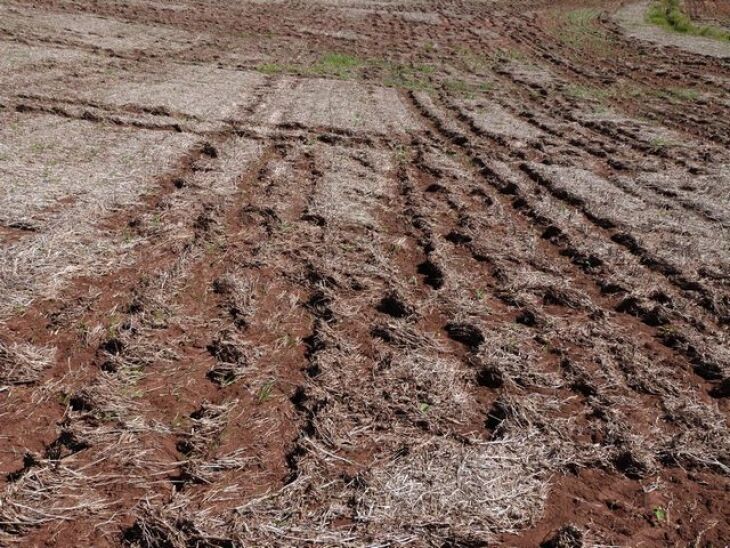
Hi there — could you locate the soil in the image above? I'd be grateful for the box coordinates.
[0,0,728,546]
[686,0,730,26]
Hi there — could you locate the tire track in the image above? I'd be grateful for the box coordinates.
[406,89,729,393]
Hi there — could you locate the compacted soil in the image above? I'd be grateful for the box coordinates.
[0,0,728,545]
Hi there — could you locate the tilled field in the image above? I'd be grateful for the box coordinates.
[0,0,729,546]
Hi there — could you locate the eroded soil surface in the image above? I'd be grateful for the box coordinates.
[0,0,728,546]
[686,0,730,26]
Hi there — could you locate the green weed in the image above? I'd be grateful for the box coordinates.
[649,136,673,152]
[311,52,363,79]
[490,48,526,64]
[443,79,492,98]
[647,0,730,42]
[559,8,615,53]
[454,47,489,72]
[256,62,290,75]
[653,506,667,523]
[661,87,700,103]
[380,61,434,91]
[258,53,437,90]
[565,84,609,101]
[393,144,409,165]
[280,334,299,347]
[257,379,276,403]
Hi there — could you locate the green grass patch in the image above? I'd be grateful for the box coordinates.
[379,61,434,91]
[647,0,730,42]
[444,78,472,96]
[564,82,643,102]
[255,54,364,79]
[257,379,276,403]
[558,8,615,53]
[256,62,291,75]
[648,136,673,152]
[660,86,701,102]
[443,79,493,98]
[653,506,667,523]
[255,52,439,90]
[310,52,364,79]
[452,47,492,73]
[565,81,701,106]
[565,84,610,101]
[490,47,527,64]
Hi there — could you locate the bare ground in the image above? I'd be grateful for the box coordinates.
[0,0,728,546]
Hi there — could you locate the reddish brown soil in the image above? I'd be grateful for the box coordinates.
[686,0,730,25]
[0,0,728,546]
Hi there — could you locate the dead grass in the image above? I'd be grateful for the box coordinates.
[70,64,266,121]
[1,1,729,545]
[178,401,239,458]
[0,457,115,542]
[551,7,617,55]
[660,395,730,473]
[357,436,551,540]
[207,330,256,386]
[526,163,730,299]
[251,77,421,134]
[0,341,55,387]
[124,494,232,547]
[457,99,546,142]
[0,5,199,54]
[471,325,564,390]
[0,113,194,317]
